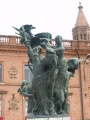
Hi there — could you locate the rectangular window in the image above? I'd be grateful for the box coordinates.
[24,65,33,84]
[0,64,2,83]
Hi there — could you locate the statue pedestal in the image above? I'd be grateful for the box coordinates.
[26,114,71,120]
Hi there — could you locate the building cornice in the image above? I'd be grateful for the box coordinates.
[0,35,90,56]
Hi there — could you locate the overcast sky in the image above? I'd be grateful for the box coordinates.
[0,0,90,39]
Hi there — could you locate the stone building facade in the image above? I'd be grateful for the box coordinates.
[0,3,90,120]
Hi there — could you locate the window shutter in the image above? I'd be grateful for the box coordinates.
[25,69,29,81]
[24,65,33,83]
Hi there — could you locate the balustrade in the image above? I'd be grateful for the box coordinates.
[0,35,21,45]
[0,35,90,49]
[0,36,9,43]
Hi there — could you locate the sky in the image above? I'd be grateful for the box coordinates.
[0,0,90,39]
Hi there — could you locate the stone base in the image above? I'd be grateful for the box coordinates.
[26,114,71,120]
[27,117,70,120]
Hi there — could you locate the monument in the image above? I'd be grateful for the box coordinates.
[13,24,79,120]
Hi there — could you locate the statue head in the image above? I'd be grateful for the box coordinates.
[21,80,29,88]
[20,24,36,36]
[85,54,90,61]
[18,80,29,92]
[46,48,56,55]
[55,35,63,47]
[45,48,57,65]
[68,58,79,75]
[33,53,39,62]
[68,58,79,70]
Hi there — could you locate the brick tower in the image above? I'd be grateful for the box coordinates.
[72,2,90,41]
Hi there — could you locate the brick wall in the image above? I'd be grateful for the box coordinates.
[0,36,90,120]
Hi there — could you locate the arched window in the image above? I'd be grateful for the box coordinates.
[84,34,86,40]
[74,36,76,40]
[80,34,82,40]
[77,35,78,40]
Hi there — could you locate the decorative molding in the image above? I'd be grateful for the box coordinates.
[8,64,18,78]
[0,91,7,99]
[8,94,19,111]
[68,93,73,96]
[69,85,80,88]
[0,91,7,94]
[0,49,27,54]
[1,83,21,86]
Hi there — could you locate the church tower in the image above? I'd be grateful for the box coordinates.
[72,2,90,41]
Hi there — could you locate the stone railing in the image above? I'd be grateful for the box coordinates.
[52,39,90,49]
[0,35,90,49]
[0,35,21,45]
[63,40,71,48]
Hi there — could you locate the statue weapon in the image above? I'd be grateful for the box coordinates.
[12,26,31,40]
[12,26,23,36]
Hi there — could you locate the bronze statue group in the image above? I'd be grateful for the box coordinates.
[15,24,79,116]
